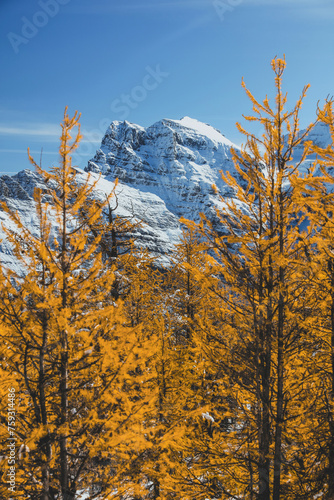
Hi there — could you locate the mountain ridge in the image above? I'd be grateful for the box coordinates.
[0,117,331,268]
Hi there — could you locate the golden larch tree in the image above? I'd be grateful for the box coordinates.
[0,108,153,500]
[181,57,318,499]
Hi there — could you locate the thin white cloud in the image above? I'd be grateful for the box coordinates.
[73,0,331,11]
[80,140,101,144]
[0,124,60,139]
[120,1,209,8]
[75,0,334,23]
[76,151,96,154]
[153,13,212,46]
[0,126,102,168]
[245,0,334,14]
[81,131,103,143]
[0,124,99,144]
[246,0,329,4]
[69,0,211,13]
[243,1,334,21]
[0,149,57,155]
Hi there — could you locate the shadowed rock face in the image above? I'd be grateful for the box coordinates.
[0,117,331,269]
[0,170,43,201]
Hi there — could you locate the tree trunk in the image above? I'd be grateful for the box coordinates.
[40,308,53,500]
[273,298,284,500]
[273,150,285,500]
[258,345,271,500]
[258,193,273,500]
[59,346,71,499]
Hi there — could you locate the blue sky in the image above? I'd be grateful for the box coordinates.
[0,0,333,174]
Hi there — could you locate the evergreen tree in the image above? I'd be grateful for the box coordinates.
[0,109,152,500]
[180,57,317,499]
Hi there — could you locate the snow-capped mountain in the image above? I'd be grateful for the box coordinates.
[0,117,241,267]
[86,116,240,216]
[0,117,331,268]
[84,117,242,260]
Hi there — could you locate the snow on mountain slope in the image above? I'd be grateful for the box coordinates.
[0,170,56,273]
[170,116,236,147]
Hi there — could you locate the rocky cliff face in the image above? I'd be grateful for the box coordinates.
[0,117,331,268]
[86,116,241,216]
[83,117,243,260]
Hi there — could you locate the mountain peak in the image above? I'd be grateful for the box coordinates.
[166,116,234,147]
[83,116,241,261]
